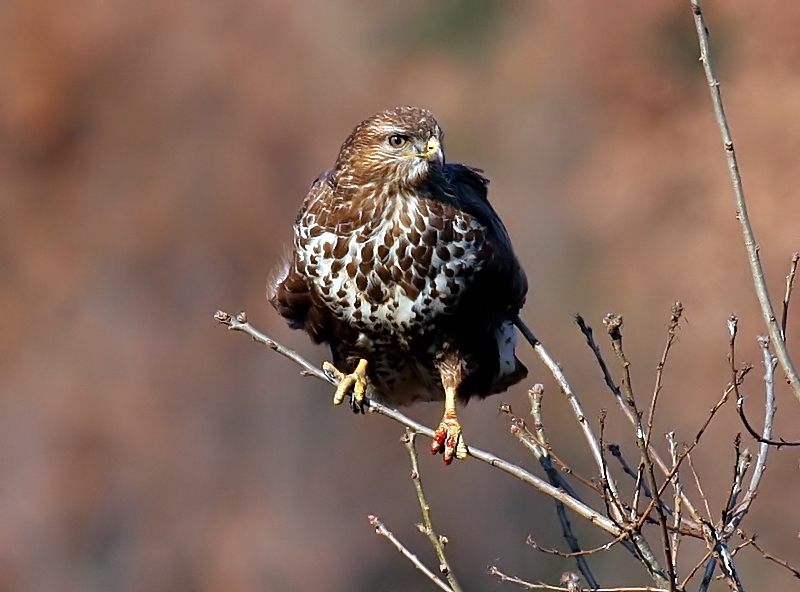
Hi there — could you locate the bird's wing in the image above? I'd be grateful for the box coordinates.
[269,172,333,341]
[444,163,528,310]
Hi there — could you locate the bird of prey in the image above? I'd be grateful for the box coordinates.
[270,106,527,463]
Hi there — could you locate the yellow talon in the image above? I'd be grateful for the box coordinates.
[324,359,369,412]
[430,386,468,463]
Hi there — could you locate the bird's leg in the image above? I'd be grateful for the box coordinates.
[323,358,369,414]
[430,356,468,464]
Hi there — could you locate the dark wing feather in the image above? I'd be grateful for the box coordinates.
[434,163,529,400]
[270,173,335,344]
[444,163,527,310]
[269,265,311,330]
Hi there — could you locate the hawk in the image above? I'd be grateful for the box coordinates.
[270,106,528,463]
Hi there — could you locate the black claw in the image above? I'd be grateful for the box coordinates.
[350,394,367,414]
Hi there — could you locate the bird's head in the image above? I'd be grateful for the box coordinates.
[333,106,445,191]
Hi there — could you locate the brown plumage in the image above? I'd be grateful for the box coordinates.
[270,106,528,463]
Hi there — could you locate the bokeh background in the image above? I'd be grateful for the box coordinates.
[2,0,799,590]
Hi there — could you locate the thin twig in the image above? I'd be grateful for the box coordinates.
[607,444,638,484]
[505,405,601,496]
[696,439,750,592]
[607,444,670,517]
[666,433,683,579]
[603,314,676,590]
[631,465,645,522]
[515,316,670,587]
[646,303,683,450]
[489,565,668,592]
[368,515,454,592]
[686,453,713,523]
[517,390,601,588]
[527,531,629,559]
[736,398,800,447]
[701,520,745,592]
[721,436,750,527]
[731,321,799,447]
[690,0,800,402]
[576,315,627,415]
[597,412,626,529]
[780,253,799,340]
[698,557,716,592]
[693,377,747,459]
[577,314,701,529]
[680,549,714,590]
[730,339,777,525]
[525,392,603,495]
[737,531,800,580]
[629,377,743,541]
[728,316,796,447]
[516,317,624,502]
[402,430,463,592]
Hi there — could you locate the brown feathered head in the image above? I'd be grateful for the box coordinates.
[332,106,445,191]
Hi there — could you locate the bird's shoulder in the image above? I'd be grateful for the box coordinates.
[295,169,336,225]
[440,163,527,310]
[443,163,490,204]
[438,163,509,245]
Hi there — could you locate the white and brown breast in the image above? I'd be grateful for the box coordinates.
[299,181,486,338]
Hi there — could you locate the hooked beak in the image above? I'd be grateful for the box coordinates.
[418,136,442,163]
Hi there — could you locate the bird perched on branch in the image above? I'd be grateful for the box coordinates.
[270,106,527,463]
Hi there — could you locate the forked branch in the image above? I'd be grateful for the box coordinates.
[214,310,623,538]
[690,0,800,402]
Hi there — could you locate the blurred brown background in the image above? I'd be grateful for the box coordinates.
[2,0,799,590]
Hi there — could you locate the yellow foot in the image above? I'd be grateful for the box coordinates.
[322,359,369,414]
[430,413,468,464]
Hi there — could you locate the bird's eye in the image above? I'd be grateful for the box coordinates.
[388,134,408,148]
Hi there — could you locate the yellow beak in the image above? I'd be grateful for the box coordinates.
[420,136,441,161]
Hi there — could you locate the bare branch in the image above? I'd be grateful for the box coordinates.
[690,0,800,402]
[578,313,701,529]
[729,316,793,447]
[666,433,683,578]
[695,438,752,592]
[368,515,454,592]
[698,557,716,592]
[525,390,603,495]
[736,399,800,447]
[603,314,676,590]
[489,565,669,592]
[607,444,669,518]
[575,314,626,413]
[216,310,625,538]
[646,303,683,450]
[693,378,746,453]
[504,404,600,496]
[737,531,800,580]
[516,317,624,504]
[700,520,746,592]
[680,549,714,590]
[514,318,671,586]
[735,336,800,447]
[511,391,601,588]
[218,307,791,589]
[402,430,463,592]
[686,453,713,523]
[721,436,750,527]
[729,336,777,527]
[597,413,626,527]
[780,252,799,340]
[527,531,629,559]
